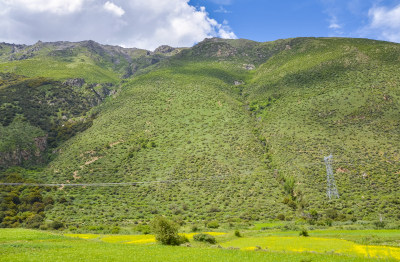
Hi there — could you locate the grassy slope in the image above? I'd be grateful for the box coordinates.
[1,37,399,225]
[245,38,400,220]
[1,229,396,262]
[39,61,286,224]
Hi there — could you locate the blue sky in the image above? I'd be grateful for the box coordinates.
[189,0,400,43]
[1,0,400,49]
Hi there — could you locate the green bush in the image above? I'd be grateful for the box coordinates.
[25,214,44,229]
[325,219,333,227]
[49,221,64,230]
[234,230,241,237]
[207,221,219,229]
[276,214,285,221]
[326,209,338,220]
[299,229,309,237]
[193,233,216,244]
[374,220,386,229]
[150,216,185,245]
[111,226,120,234]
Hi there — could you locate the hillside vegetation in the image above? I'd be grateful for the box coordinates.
[0,37,399,229]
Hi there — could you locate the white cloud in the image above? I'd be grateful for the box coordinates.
[0,0,236,50]
[367,4,400,42]
[214,6,231,13]
[3,0,85,14]
[103,1,125,17]
[328,15,341,29]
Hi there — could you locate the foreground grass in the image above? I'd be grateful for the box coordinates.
[1,229,398,261]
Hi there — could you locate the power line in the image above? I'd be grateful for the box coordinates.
[1,157,397,188]
[0,175,232,187]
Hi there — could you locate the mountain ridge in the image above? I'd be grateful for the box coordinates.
[0,36,399,229]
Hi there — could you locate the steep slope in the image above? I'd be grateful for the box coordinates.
[1,37,399,228]
[39,61,286,225]
[244,37,400,220]
[0,40,183,169]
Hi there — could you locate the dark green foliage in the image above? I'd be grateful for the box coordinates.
[299,229,309,237]
[0,171,53,228]
[193,233,217,244]
[25,214,44,228]
[234,230,241,237]
[307,210,319,224]
[150,216,185,245]
[374,221,386,229]
[207,221,219,229]
[111,226,120,234]
[324,219,333,227]
[326,209,338,220]
[277,214,285,221]
[48,221,64,230]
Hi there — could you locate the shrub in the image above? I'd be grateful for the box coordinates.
[150,216,185,245]
[326,209,338,220]
[193,233,216,244]
[25,214,44,229]
[299,229,309,237]
[111,226,120,234]
[49,221,64,230]
[374,220,386,229]
[234,230,241,237]
[207,221,219,229]
[191,225,199,232]
[325,219,333,227]
[277,214,285,221]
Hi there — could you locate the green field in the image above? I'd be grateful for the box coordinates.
[1,228,399,261]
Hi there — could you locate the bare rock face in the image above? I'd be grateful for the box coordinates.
[154,45,175,54]
[0,135,48,167]
[234,80,244,86]
[34,136,48,157]
[63,78,85,87]
[243,64,255,70]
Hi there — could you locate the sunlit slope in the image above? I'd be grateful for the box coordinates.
[0,40,167,83]
[3,37,399,224]
[245,37,400,220]
[41,62,286,223]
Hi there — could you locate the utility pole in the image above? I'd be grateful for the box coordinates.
[324,154,339,199]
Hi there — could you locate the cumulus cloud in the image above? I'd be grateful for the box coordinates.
[103,1,125,17]
[367,4,400,42]
[3,0,85,14]
[0,0,236,50]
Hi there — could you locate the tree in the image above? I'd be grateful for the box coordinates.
[150,216,186,245]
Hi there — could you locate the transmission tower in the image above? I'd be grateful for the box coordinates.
[324,154,339,199]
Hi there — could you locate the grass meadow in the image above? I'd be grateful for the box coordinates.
[1,228,399,261]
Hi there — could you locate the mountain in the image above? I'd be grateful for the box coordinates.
[0,37,399,229]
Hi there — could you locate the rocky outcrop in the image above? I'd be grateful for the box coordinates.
[63,78,85,87]
[191,38,238,58]
[0,135,48,167]
[154,45,175,54]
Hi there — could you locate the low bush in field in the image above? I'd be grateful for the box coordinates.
[193,233,216,244]
[299,229,309,237]
[234,230,241,237]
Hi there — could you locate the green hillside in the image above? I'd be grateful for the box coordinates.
[1,37,399,229]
